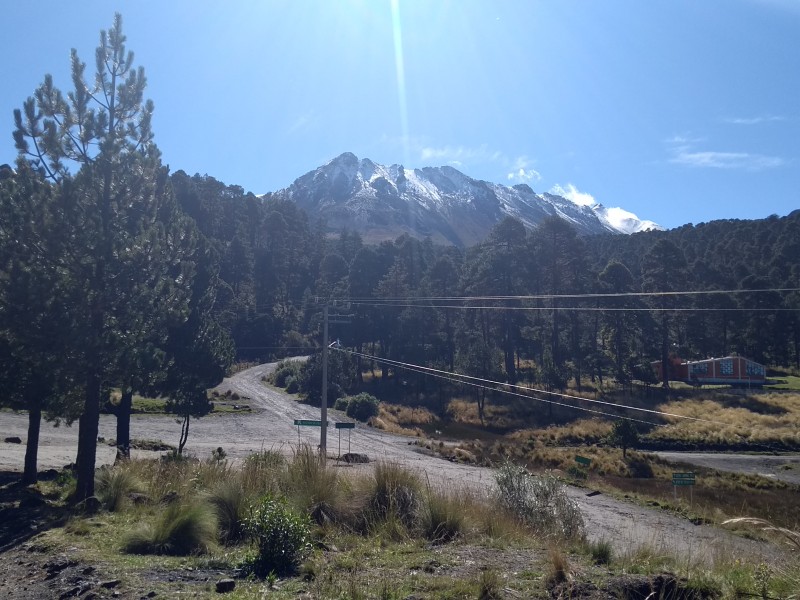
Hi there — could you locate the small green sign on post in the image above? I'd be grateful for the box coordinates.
[294,419,327,427]
[672,472,696,486]
[334,421,355,457]
[575,455,591,468]
[672,472,696,503]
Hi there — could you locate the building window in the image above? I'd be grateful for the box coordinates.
[690,363,708,375]
[746,362,764,376]
[720,359,733,375]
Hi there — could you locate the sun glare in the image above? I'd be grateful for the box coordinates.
[390,0,411,165]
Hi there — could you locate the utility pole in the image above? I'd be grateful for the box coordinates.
[321,304,328,455]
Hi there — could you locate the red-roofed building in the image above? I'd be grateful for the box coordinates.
[651,356,766,387]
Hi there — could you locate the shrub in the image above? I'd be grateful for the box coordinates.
[588,539,613,565]
[333,397,350,411]
[282,444,341,524]
[478,569,502,600]
[95,466,144,512]
[122,502,217,555]
[494,462,585,539]
[545,546,570,587]
[420,490,464,543]
[368,462,420,530]
[285,376,299,394]
[273,361,301,388]
[344,393,380,422]
[241,451,285,498]
[208,479,248,544]
[244,495,312,577]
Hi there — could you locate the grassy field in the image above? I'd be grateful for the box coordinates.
[3,448,797,599]
[367,387,800,537]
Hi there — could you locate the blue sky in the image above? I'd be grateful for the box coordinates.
[1,0,798,230]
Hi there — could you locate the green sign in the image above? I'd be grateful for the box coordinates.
[294,419,327,427]
[575,455,591,467]
[672,472,696,486]
[335,422,355,429]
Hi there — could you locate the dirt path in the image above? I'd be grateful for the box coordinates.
[0,361,789,567]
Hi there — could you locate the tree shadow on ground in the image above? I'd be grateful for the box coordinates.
[0,470,71,553]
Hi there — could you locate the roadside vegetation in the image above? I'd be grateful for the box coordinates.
[5,446,797,599]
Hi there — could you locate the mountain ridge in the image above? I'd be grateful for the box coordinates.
[269,152,661,246]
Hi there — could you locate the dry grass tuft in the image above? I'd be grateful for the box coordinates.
[282,444,342,525]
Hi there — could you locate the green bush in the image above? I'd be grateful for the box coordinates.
[494,462,584,539]
[588,539,613,565]
[95,466,144,512]
[122,502,217,555]
[333,397,350,411]
[244,495,312,577]
[272,360,301,388]
[285,376,299,394]
[344,393,380,422]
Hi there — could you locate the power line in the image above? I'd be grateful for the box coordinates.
[338,348,728,427]
[345,302,798,313]
[337,347,663,427]
[342,287,800,304]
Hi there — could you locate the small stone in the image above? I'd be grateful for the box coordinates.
[216,578,236,593]
[81,566,95,575]
[59,586,81,599]
[4,436,22,444]
[101,579,121,589]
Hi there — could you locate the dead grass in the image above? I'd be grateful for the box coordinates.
[510,418,613,447]
[648,392,800,449]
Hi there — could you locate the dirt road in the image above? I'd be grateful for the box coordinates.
[0,362,789,565]
[655,451,800,485]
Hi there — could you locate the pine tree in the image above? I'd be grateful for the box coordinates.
[13,14,196,500]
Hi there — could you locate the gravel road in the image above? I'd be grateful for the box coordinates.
[655,451,800,485]
[0,361,791,566]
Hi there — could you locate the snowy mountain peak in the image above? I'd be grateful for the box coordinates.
[276,153,662,246]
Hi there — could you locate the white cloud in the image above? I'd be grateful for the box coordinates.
[419,144,502,163]
[663,134,706,146]
[286,111,318,134]
[670,151,785,170]
[550,183,596,207]
[506,155,541,183]
[664,132,786,171]
[721,115,786,125]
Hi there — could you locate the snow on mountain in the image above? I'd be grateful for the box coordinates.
[272,153,661,246]
[592,204,662,234]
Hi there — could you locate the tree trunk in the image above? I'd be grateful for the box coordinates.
[75,372,101,501]
[116,388,133,460]
[178,414,190,455]
[22,397,41,485]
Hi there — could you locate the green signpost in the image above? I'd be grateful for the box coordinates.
[672,472,696,503]
[672,472,696,486]
[335,421,355,456]
[575,455,591,467]
[294,419,327,427]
